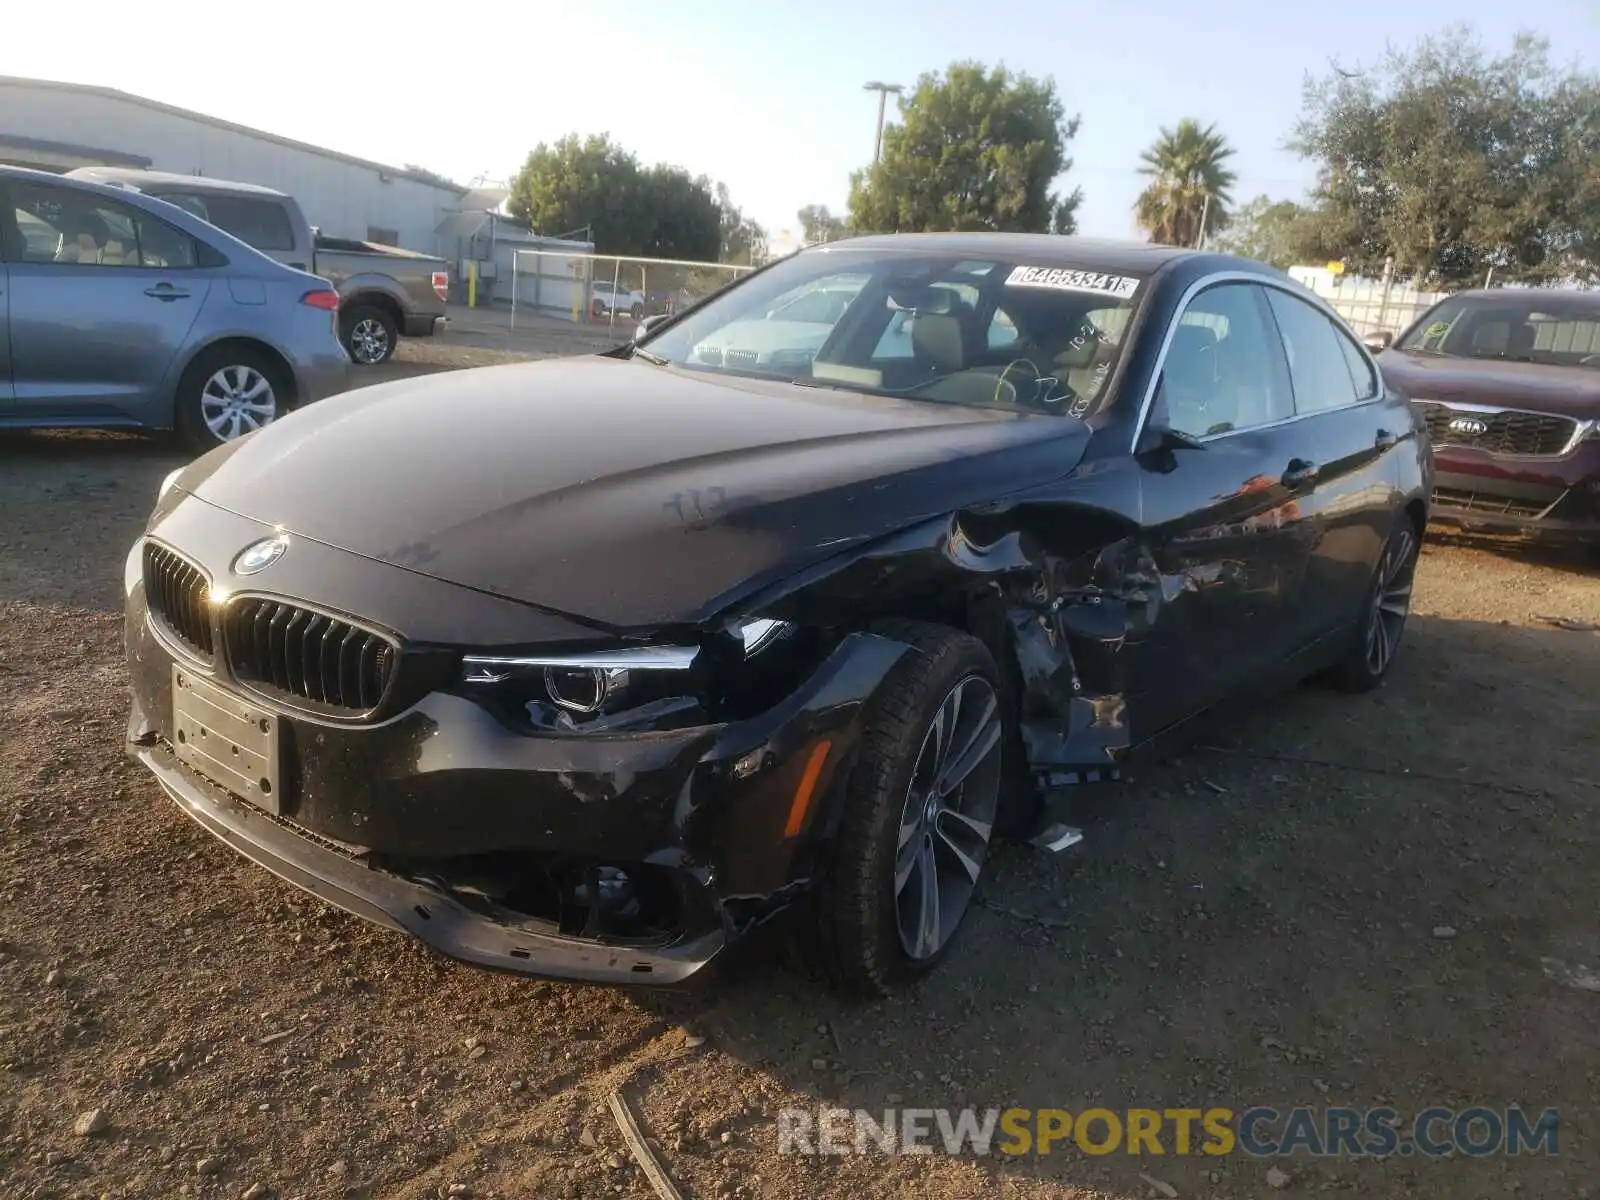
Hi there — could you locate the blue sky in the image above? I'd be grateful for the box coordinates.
[7,0,1599,245]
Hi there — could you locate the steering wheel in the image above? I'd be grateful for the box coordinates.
[995,358,1074,410]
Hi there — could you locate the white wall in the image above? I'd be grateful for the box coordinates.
[0,81,462,255]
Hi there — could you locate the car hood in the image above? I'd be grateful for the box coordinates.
[183,357,1088,629]
[1379,351,1600,419]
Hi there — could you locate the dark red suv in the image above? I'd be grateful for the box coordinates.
[1372,290,1600,545]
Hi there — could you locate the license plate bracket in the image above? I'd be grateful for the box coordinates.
[172,665,282,815]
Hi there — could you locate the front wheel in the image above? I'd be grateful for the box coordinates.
[630,302,645,320]
[341,305,397,365]
[807,623,1005,994]
[1328,518,1420,692]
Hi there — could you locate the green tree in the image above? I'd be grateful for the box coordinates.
[641,165,723,262]
[715,183,768,265]
[1134,119,1237,247]
[1210,195,1311,268]
[507,134,724,261]
[847,62,1082,235]
[797,204,850,244]
[1291,29,1600,285]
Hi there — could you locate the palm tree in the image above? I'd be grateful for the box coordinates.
[1134,120,1238,247]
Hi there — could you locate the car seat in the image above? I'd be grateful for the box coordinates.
[909,294,967,373]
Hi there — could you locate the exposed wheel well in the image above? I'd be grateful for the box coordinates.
[176,338,298,413]
[1405,497,1427,541]
[342,293,403,326]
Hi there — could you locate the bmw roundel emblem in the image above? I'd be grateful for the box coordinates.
[232,536,289,576]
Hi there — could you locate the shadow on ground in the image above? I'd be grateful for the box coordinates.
[624,615,1598,1198]
[1,426,1595,1199]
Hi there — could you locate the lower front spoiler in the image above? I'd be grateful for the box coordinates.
[136,742,725,986]
[1429,503,1600,543]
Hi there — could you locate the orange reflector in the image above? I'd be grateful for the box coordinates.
[783,740,833,838]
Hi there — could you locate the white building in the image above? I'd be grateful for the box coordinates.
[0,75,467,255]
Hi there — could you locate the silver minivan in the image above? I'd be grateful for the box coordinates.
[1,166,349,450]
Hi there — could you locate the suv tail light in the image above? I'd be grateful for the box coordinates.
[301,289,340,311]
[431,271,449,303]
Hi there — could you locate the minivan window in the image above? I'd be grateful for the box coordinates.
[160,193,295,252]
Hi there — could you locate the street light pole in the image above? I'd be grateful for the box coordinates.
[863,81,904,163]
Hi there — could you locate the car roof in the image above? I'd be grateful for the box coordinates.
[63,166,291,200]
[1439,288,1600,306]
[808,232,1202,275]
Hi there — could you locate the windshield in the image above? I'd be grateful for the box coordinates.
[1398,293,1600,369]
[639,249,1145,417]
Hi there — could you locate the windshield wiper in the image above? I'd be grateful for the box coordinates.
[630,346,670,367]
[791,376,867,392]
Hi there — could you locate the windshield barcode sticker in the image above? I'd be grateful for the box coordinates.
[1005,266,1139,298]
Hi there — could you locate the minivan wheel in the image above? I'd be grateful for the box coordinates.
[342,305,397,365]
[1329,520,1420,692]
[807,622,1005,994]
[174,347,286,453]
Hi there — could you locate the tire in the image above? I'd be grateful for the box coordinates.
[630,302,645,321]
[173,346,289,454]
[807,622,1007,995]
[591,300,607,319]
[341,304,397,365]
[1327,517,1420,692]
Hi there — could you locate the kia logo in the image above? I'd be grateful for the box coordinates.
[1447,416,1489,437]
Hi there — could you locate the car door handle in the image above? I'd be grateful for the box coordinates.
[1374,428,1398,450]
[1282,458,1319,488]
[144,284,191,301]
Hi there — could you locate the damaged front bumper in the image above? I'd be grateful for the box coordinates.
[134,737,723,984]
[126,580,911,986]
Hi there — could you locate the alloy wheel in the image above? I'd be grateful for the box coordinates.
[200,366,277,442]
[1364,526,1417,676]
[349,317,390,364]
[893,673,1003,960]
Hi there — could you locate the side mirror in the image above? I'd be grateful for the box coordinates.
[1362,330,1394,353]
[633,313,672,342]
[1134,407,1205,471]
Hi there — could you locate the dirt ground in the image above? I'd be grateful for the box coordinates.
[1,338,1597,1200]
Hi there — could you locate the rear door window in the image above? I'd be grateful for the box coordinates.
[1263,289,1363,414]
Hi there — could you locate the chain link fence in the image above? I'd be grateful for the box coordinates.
[509,250,754,335]
[1288,267,1449,338]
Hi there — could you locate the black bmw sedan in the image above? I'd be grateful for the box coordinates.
[125,234,1431,994]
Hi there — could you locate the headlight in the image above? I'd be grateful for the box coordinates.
[462,619,793,730]
[739,618,791,655]
[158,468,184,499]
[461,644,700,729]
[461,645,699,685]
